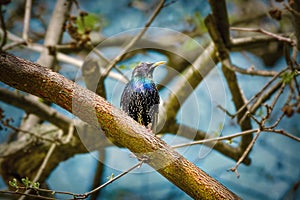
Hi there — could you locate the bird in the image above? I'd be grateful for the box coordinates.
[120,61,165,133]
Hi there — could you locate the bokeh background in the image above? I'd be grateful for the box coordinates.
[0,0,299,199]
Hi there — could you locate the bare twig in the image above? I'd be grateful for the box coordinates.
[165,123,251,165]
[17,130,63,200]
[265,129,300,142]
[6,31,128,83]
[22,0,32,41]
[231,27,296,46]
[172,129,258,149]
[229,130,261,178]
[1,160,144,200]
[244,81,283,122]
[231,33,292,51]
[172,126,300,150]
[224,62,277,77]
[231,68,286,120]
[0,190,55,200]
[62,124,74,144]
[1,121,60,144]
[2,40,26,50]
[78,161,144,199]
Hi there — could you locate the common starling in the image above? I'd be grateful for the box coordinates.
[120,61,165,132]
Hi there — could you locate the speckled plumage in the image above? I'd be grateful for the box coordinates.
[120,62,164,132]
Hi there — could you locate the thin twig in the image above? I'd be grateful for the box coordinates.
[0,190,55,200]
[62,124,74,144]
[172,129,258,149]
[267,113,285,129]
[33,132,61,183]
[172,126,300,150]
[229,130,261,178]
[22,0,32,41]
[266,129,300,142]
[17,130,63,200]
[91,47,129,82]
[99,0,165,81]
[2,40,27,50]
[270,83,286,109]
[1,160,144,200]
[6,31,128,83]
[77,161,144,199]
[1,122,60,143]
[243,81,283,123]
[234,68,286,121]
[224,63,277,77]
[231,27,296,46]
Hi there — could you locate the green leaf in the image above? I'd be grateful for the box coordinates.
[118,64,127,69]
[76,13,101,34]
[280,70,297,84]
[22,177,31,189]
[106,173,115,180]
[9,178,18,189]
[227,139,233,144]
[32,182,40,189]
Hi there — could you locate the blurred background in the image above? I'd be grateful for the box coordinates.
[0,0,299,199]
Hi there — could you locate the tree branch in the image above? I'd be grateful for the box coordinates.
[206,1,253,152]
[0,52,240,199]
[0,87,71,132]
[22,0,32,41]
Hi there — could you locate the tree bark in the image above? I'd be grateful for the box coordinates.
[0,52,240,199]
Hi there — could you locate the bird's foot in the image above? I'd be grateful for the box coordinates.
[147,123,154,133]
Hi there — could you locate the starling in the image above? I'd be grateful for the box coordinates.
[120,61,165,132]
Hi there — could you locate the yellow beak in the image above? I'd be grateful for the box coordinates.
[152,61,166,68]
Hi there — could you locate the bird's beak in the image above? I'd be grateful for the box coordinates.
[151,61,166,68]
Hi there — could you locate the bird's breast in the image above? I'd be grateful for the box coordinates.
[132,79,154,92]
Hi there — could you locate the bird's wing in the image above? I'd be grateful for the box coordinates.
[151,106,158,133]
[149,87,160,133]
[120,83,132,113]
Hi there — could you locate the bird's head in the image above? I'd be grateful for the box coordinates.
[132,61,165,79]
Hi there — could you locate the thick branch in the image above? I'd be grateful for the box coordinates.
[0,52,240,199]
[206,2,253,151]
[208,0,231,47]
[0,88,71,132]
